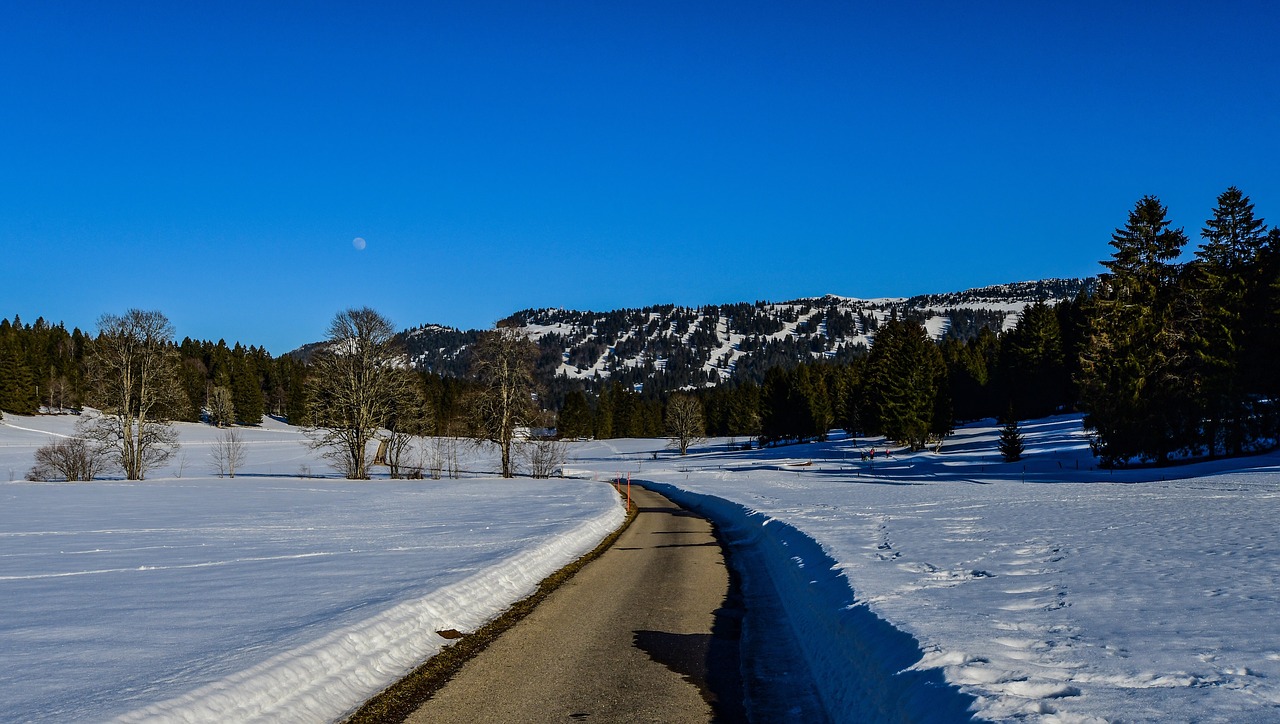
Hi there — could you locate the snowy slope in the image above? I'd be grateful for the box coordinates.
[569,418,1280,722]
[400,278,1094,391]
[0,415,624,723]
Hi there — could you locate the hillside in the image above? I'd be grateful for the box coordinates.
[397,278,1093,397]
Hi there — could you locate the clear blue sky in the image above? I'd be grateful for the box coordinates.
[3,1,1278,354]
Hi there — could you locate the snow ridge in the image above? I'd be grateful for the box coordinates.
[642,480,980,722]
[113,502,625,724]
[398,278,1094,392]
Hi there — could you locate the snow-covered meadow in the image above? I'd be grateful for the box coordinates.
[0,415,624,723]
[5,410,1279,723]
[570,417,1280,722]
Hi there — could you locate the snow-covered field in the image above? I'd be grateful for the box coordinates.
[0,415,624,723]
[569,417,1280,722]
[5,411,1278,722]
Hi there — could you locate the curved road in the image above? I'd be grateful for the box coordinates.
[404,486,746,723]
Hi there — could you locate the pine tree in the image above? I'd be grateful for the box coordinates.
[557,390,593,439]
[998,408,1024,463]
[231,356,265,425]
[0,335,38,414]
[1000,300,1066,419]
[1255,228,1280,433]
[760,366,795,445]
[1080,196,1193,465]
[793,364,831,441]
[1188,187,1274,455]
[593,383,614,439]
[864,317,949,450]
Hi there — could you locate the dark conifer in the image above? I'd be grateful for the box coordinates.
[864,318,948,450]
[1080,196,1193,465]
[557,390,593,439]
[998,408,1024,462]
[1189,187,1270,455]
[1000,300,1066,419]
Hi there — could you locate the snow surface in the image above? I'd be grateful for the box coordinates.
[7,409,1278,722]
[0,415,624,723]
[569,417,1280,722]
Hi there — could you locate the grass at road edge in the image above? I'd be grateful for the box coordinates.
[342,490,639,724]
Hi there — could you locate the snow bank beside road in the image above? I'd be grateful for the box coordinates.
[642,480,978,722]
[115,498,624,723]
[0,415,624,723]
[574,417,1280,721]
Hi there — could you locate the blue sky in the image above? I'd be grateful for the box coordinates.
[3,1,1278,354]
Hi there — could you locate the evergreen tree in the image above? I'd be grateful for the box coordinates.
[831,363,864,435]
[608,381,641,438]
[793,364,832,441]
[1055,291,1089,411]
[1189,187,1271,455]
[0,335,38,414]
[1000,300,1067,419]
[282,356,311,426]
[998,408,1024,463]
[593,383,614,439]
[1080,196,1193,465]
[557,390,593,439]
[944,328,998,422]
[1256,228,1280,418]
[231,354,265,425]
[727,383,762,439]
[760,366,797,444]
[864,317,949,450]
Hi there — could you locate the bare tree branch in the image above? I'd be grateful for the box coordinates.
[81,310,184,480]
[210,427,248,478]
[304,308,412,479]
[468,327,538,478]
[665,394,706,455]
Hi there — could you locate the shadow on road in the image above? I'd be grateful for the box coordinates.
[633,557,748,724]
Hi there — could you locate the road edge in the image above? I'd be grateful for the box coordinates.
[342,487,639,724]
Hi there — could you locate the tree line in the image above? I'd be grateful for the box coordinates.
[665,295,1084,453]
[1079,189,1280,465]
[666,187,1277,465]
[0,317,300,425]
[8,186,1276,474]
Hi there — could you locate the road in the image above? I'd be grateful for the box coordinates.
[404,486,746,723]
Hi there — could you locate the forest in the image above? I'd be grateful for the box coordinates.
[2,187,1276,467]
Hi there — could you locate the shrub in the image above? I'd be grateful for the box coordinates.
[27,437,108,482]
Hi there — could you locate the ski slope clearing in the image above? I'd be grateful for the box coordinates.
[0,415,624,723]
[570,416,1280,722]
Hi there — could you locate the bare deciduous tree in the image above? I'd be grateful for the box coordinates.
[46,374,72,413]
[468,326,538,478]
[210,427,248,478]
[665,394,706,455]
[207,385,236,428]
[383,375,432,479]
[427,431,462,480]
[518,436,570,478]
[305,308,411,479]
[81,310,184,480]
[27,436,109,481]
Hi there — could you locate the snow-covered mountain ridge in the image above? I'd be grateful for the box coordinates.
[401,278,1094,394]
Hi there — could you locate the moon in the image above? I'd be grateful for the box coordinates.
[352,237,367,251]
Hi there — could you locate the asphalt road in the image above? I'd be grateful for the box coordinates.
[404,486,745,723]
